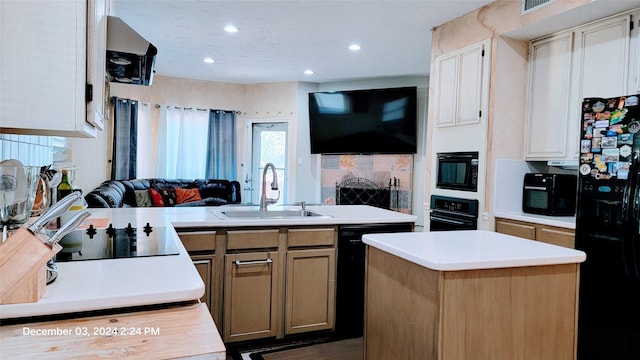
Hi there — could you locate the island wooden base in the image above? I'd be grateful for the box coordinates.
[364,246,579,360]
[0,303,225,359]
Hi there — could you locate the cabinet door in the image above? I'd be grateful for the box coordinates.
[223,252,278,342]
[434,52,458,127]
[574,15,631,99]
[191,254,214,313]
[285,248,336,335]
[456,42,485,126]
[525,33,574,160]
[0,1,95,137]
[631,13,640,93]
[86,0,108,130]
[495,218,536,240]
[536,226,575,248]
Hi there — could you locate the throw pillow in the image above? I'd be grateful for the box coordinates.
[175,187,202,204]
[148,188,165,207]
[134,190,153,207]
[158,187,177,206]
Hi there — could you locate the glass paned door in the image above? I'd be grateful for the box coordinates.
[251,122,288,205]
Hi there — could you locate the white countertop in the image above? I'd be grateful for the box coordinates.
[0,205,416,320]
[494,211,576,229]
[363,230,586,271]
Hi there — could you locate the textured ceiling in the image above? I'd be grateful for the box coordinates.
[114,0,494,84]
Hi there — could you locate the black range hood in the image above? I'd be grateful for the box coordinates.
[106,16,157,86]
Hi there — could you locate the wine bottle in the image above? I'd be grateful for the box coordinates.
[57,170,74,201]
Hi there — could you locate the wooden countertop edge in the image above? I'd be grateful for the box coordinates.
[0,303,226,359]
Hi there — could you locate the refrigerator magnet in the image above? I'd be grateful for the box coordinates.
[580,164,591,176]
[628,121,640,133]
[581,140,592,153]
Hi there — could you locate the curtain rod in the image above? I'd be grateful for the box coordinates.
[152,103,241,114]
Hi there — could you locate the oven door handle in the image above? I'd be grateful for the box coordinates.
[429,215,470,226]
[524,186,547,191]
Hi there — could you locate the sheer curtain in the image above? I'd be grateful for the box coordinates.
[155,106,209,179]
[205,110,237,180]
[112,97,138,180]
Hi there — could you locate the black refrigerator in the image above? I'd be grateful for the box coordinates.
[576,94,640,359]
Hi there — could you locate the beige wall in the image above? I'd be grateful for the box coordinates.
[425,0,608,229]
[69,75,299,194]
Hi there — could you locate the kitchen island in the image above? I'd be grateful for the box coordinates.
[362,230,586,360]
[0,205,416,358]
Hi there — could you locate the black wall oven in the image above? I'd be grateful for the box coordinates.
[429,195,479,231]
[436,152,479,192]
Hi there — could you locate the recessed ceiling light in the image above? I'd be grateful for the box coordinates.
[349,44,361,51]
[203,57,215,64]
[304,69,314,75]
[224,24,239,33]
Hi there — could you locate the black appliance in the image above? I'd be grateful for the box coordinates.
[522,173,577,216]
[54,223,180,262]
[106,16,157,86]
[436,151,479,192]
[335,222,413,339]
[429,195,479,231]
[308,87,417,154]
[576,94,640,360]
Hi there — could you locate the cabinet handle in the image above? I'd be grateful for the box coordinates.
[234,258,273,266]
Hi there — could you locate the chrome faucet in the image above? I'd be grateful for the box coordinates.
[260,163,280,211]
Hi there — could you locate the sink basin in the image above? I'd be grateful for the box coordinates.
[220,210,330,219]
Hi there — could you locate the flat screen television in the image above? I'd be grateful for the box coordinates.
[308,86,417,154]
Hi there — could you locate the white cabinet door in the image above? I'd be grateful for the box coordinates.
[433,40,488,127]
[525,33,574,160]
[457,43,485,125]
[86,0,109,130]
[434,52,458,127]
[0,1,95,138]
[574,15,631,99]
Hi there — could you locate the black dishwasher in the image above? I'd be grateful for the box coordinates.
[335,222,414,339]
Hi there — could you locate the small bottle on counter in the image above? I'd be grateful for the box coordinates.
[57,170,74,201]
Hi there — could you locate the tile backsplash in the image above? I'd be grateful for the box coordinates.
[0,134,65,167]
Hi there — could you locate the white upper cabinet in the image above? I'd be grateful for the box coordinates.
[573,15,631,99]
[433,40,490,127]
[525,13,635,161]
[0,1,96,138]
[525,33,574,160]
[86,0,110,131]
[631,12,640,93]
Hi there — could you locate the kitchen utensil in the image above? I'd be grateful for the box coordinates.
[31,172,50,216]
[28,191,83,235]
[0,160,41,229]
[46,209,91,247]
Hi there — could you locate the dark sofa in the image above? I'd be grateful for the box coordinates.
[85,178,242,208]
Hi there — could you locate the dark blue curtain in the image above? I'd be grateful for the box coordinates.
[111,97,138,180]
[205,110,237,180]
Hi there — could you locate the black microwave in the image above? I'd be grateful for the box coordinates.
[522,173,577,216]
[436,152,478,192]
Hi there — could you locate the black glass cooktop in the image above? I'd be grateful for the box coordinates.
[54,223,180,262]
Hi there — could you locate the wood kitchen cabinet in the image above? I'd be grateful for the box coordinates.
[525,12,635,161]
[495,217,575,248]
[0,0,97,137]
[285,228,336,335]
[223,229,280,343]
[176,230,219,330]
[432,39,490,128]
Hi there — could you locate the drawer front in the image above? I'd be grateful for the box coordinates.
[178,231,216,252]
[288,228,335,247]
[227,229,279,250]
[495,219,536,240]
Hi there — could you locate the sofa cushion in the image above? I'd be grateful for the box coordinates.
[134,189,153,207]
[175,187,202,204]
[148,188,166,206]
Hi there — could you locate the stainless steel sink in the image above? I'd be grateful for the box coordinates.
[220,210,330,219]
